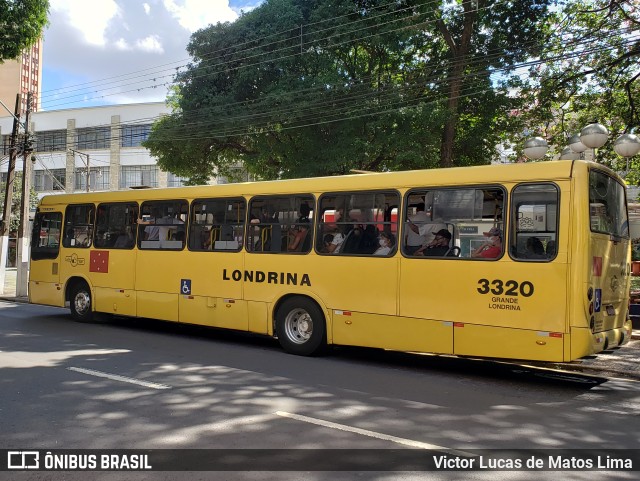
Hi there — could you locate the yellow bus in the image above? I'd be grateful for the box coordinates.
[29,160,632,362]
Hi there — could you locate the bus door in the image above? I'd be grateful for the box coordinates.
[587,170,632,349]
[178,197,247,329]
[29,208,64,306]
[135,200,188,322]
[90,202,139,316]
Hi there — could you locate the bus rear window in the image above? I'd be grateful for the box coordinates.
[589,170,628,237]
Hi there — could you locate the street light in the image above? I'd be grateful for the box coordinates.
[580,122,609,149]
[523,136,549,160]
[559,146,581,160]
[613,133,640,175]
[567,133,587,154]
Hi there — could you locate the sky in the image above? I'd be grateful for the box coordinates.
[41,0,264,111]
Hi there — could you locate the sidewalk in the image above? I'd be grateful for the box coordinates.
[0,268,29,303]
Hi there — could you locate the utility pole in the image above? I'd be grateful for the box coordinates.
[16,92,34,297]
[69,149,90,192]
[0,94,22,295]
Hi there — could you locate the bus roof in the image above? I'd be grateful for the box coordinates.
[37,160,614,206]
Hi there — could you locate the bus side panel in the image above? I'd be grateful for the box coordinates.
[178,295,248,330]
[135,251,182,322]
[332,311,453,354]
[94,287,136,316]
[454,324,565,362]
[29,279,64,307]
[177,252,245,328]
[400,258,568,333]
[90,249,137,316]
[29,261,63,306]
[242,255,398,315]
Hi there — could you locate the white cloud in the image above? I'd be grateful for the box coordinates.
[136,35,164,54]
[50,0,120,46]
[43,1,261,109]
[162,0,238,32]
[114,38,130,51]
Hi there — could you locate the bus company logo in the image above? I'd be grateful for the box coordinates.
[7,451,39,469]
[64,254,85,268]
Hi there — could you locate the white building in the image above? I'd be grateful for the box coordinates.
[0,102,192,196]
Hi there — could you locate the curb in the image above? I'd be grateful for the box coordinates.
[0,296,29,304]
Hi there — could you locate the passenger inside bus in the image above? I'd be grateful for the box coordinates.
[471,227,502,258]
[523,236,545,259]
[288,203,311,251]
[373,231,395,255]
[415,228,452,256]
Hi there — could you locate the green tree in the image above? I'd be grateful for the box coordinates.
[0,0,50,62]
[145,0,552,180]
[513,1,639,174]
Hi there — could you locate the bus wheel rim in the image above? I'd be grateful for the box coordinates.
[74,291,90,315]
[284,308,312,345]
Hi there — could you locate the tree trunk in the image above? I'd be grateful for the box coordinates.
[437,1,479,168]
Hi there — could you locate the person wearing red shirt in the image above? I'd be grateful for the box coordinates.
[471,227,502,258]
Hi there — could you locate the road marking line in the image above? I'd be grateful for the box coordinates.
[275,411,475,457]
[67,367,171,390]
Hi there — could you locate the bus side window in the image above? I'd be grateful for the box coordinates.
[139,200,188,250]
[62,204,95,249]
[95,202,139,249]
[188,197,246,252]
[510,183,559,262]
[317,191,399,256]
[247,195,314,254]
[403,188,504,259]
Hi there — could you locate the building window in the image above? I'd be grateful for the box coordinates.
[76,127,110,149]
[33,169,66,192]
[120,165,158,188]
[36,129,67,152]
[75,167,110,191]
[120,124,152,147]
[167,172,188,187]
[2,135,12,155]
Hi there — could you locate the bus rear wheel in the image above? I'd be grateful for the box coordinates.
[70,281,93,322]
[276,297,326,356]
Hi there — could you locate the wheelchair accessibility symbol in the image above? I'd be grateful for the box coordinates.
[181,279,192,295]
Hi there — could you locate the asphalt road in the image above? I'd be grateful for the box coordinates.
[1,301,639,481]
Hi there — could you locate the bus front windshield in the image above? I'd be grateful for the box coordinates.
[589,170,628,238]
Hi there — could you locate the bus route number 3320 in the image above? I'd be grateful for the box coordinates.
[476,278,535,297]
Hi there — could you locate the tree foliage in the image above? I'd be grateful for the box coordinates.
[0,0,49,62]
[145,0,552,181]
[512,1,640,179]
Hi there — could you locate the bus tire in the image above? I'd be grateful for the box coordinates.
[276,297,326,356]
[69,281,93,323]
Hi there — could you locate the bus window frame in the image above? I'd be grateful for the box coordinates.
[246,194,315,254]
[94,201,139,250]
[509,182,560,262]
[403,185,507,260]
[62,203,96,249]
[188,196,246,252]
[138,199,188,250]
[31,210,63,260]
[588,168,629,240]
[316,189,400,257]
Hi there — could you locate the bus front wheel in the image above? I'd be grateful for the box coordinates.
[276,297,326,356]
[70,282,93,322]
